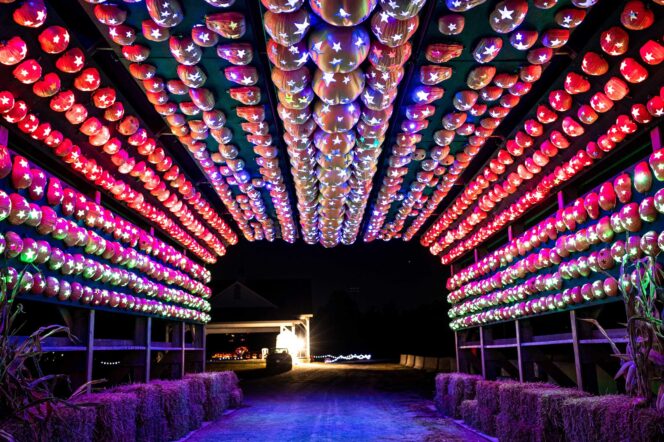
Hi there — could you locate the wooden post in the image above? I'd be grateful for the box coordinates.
[479,325,486,379]
[652,126,662,151]
[570,310,584,390]
[180,321,186,378]
[515,320,524,382]
[86,310,95,393]
[145,317,152,382]
[201,324,206,373]
[454,331,460,373]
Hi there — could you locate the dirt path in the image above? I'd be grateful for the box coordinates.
[187,363,486,442]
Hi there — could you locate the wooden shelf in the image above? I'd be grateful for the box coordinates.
[8,302,206,390]
[485,338,517,349]
[521,332,573,347]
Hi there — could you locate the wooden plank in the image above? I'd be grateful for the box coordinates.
[86,310,95,394]
[570,310,584,390]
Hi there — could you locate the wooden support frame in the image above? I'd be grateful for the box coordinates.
[12,299,204,390]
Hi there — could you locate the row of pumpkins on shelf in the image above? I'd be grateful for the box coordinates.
[448,148,664,328]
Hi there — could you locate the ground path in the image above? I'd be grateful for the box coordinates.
[186,363,486,442]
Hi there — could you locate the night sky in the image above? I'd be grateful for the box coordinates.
[209,240,454,357]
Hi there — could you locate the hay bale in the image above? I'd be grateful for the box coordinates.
[45,404,96,442]
[446,373,482,418]
[475,380,504,436]
[182,377,206,431]
[113,383,166,442]
[151,380,189,440]
[229,387,244,408]
[78,392,138,442]
[496,411,537,442]
[498,382,554,422]
[562,395,664,442]
[460,399,478,429]
[433,373,482,418]
[186,372,235,420]
[519,387,589,442]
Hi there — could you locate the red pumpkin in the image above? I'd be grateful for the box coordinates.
[509,29,538,51]
[55,48,85,73]
[555,8,585,28]
[12,156,32,189]
[13,59,42,84]
[426,43,464,63]
[603,77,629,101]
[74,67,101,91]
[369,41,411,71]
[640,40,664,66]
[50,90,75,112]
[32,72,61,98]
[191,24,218,48]
[141,19,169,42]
[380,0,425,19]
[489,0,528,34]
[438,14,464,35]
[169,35,201,66]
[600,27,629,56]
[619,57,648,83]
[13,0,47,28]
[310,0,376,27]
[0,91,16,115]
[217,43,253,65]
[93,3,127,26]
[370,12,418,47]
[581,52,608,76]
[145,0,183,28]
[309,25,370,73]
[108,24,136,46]
[0,36,28,66]
[620,1,654,30]
[206,12,246,39]
[541,28,569,48]
[261,0,305,13]
[473,37,502,64]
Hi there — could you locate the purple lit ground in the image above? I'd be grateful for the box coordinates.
[186,363,486,441]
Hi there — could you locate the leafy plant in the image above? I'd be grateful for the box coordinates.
[0,266,99,441]
[584,252,664,410]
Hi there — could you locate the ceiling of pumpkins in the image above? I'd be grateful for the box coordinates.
[1,0,663,265]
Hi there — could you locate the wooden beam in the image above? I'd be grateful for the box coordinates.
[454,331,460,373]
[479,326,486,379]
[86,310,95,393]
[180,321,185,378]
[0,125,8,145]
[145,317,152,382]
[516,320,524,382]
[570,310,584,390]
[652,126,662,151]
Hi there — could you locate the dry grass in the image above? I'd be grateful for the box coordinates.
[113,383,167,442]
[78,392,138,442]
[562,395,664,442]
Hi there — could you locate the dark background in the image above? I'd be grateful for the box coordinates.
[209,240,453,359]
